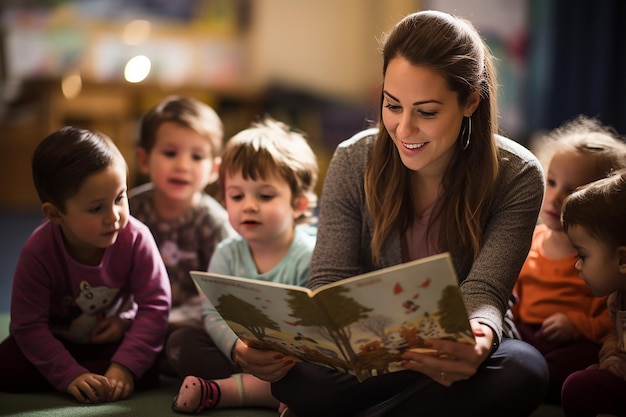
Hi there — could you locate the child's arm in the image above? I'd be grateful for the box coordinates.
[90,317,132,344]
[10,240,96,392]
[559,295,612,343]
[106,221,171,387]
[598,350,626,380]
[202,248,240,358]
[599,292,622,362]
[202,297,240,358]
[597,295,626,379]
[599,332,619,362]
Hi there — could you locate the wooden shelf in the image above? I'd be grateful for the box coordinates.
[0,78,264,209]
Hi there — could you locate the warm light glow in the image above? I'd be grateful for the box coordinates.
[123,19,151,45]
[124,55,151,83]
[61,71,82,99]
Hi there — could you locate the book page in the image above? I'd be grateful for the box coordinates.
[310,253,475,380]
[191,272,341,369]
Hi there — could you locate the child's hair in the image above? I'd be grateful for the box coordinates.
[218,117,318,225]
[562,169,626,250]
[532,115,626,176]
[138,95,224,155]
[32,126,127,212]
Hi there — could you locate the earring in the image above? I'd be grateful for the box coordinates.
[461,115,472,150]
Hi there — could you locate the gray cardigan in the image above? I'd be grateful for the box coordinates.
[309,128,544,344]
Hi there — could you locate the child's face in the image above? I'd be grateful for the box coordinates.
[143,121,218,204]
[56,164,129,263]
[224,171,306,247]
[541,150,603,232]
[567,224,624,297]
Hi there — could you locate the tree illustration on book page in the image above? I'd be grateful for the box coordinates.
[216,294,280,340]
[357,314,393,338]
[438,285,474,338]
[286,286,373,361]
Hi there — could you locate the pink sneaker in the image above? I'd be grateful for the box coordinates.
[172,376,221,414]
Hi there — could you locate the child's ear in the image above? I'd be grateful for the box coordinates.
[41,202,63,225]
[136,147,150,175]
[293,195,310,219]
[208,157,221,184]
[619,246,626,274]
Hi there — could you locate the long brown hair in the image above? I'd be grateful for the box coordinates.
[365,10,499,265]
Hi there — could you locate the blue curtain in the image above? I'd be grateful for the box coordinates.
[525,0,626,134]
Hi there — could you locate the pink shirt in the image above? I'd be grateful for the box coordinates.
[405,201,440,261]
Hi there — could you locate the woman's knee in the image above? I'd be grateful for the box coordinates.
[490,339,549,406]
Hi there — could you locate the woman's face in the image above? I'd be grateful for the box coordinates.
[382,57,478,178]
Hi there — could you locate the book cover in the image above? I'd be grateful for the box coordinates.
[191,252,475,381]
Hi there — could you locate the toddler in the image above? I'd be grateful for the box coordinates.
[129,95,235,335]
[0,126,171,403]
[513,115,626,403]
[560,169,626,417]
[168,117,318,414]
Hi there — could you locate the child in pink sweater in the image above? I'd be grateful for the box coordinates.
[0,126,171,403]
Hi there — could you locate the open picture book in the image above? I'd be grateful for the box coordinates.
[191,252,475,381]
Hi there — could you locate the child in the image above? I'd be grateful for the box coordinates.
[560,169,626,417]
[168,117,318,414]
[0,126,171,403]
[512,115,626,403]
[129,95,235,335]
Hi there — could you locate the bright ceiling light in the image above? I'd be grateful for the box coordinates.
[124,55,151,83]
[61,71,82,99]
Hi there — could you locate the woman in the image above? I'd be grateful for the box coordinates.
[232,10,549,417]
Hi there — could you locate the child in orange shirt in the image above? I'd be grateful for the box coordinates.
[513,115,626,404]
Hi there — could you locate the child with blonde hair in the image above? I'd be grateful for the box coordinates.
[560,169,626,417]
[513,115,626,403]
[168,116,318,414]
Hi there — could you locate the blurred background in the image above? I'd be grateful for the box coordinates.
[0,0,624,208]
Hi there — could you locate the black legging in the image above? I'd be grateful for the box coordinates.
[272,338,549,417]
[165,325,241,380]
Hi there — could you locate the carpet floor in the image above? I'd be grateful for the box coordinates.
[0,209,565,417]
[0,315,277,417]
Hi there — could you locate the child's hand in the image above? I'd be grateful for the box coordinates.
[90,317,132,344]
[232,339,297,382]
[599,354,626,380]
[599,334,619,362]
[104,362,134,401]
[66,372,111,403]
[539,312,575,342]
